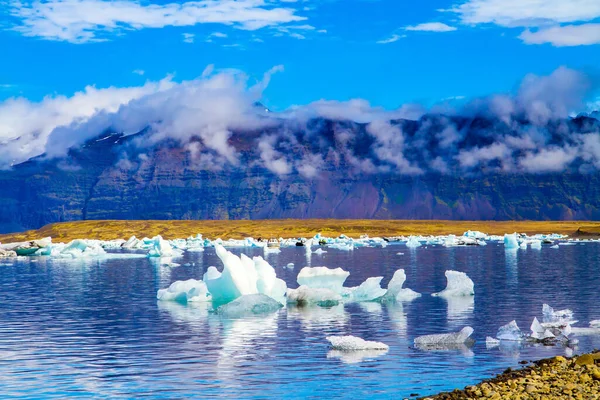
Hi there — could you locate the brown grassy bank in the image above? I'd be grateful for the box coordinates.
[1,220,600,243]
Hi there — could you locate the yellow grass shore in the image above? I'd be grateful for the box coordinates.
[1,219,600,243]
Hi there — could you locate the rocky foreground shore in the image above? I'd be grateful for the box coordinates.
[422,352,600,399]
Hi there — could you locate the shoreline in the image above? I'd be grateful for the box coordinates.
[1,219,600,243]
[421,352,600,399]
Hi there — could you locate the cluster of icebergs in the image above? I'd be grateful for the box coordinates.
[486,304,600,350]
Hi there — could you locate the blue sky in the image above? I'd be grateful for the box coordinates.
[2,0,600,110]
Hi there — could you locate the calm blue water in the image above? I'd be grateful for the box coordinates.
[1,243,600,399]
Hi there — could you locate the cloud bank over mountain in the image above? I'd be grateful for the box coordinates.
[0,66,599,176]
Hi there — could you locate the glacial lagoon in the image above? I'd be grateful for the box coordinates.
[1,241,599,398]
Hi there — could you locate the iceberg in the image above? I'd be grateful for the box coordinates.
[405,236,422,248]
[58,239,106,258]
[504,233,519,249]
[542,304,576,327]
[496,320,524,341]
[382,269,421,301]
[530,240,542,250]
[590,320,600,328]
[326,335,389,351]
[432,270,474,297]
[530,317,555,340]
[313,248,327,255]
[203,245,287,304]
[328,243,354,251]
[284,263,294,269]
[286,286,342,307]
[157,279,211,303]
[414,326,474,347]
[147,236,175,257]
[296,267,350,294]
[215,294,283,318]
[349,277,387,302]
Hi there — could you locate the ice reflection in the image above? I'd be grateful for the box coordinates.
[414,342,475,358]
[327,349,388,364]
[445,296,475,327]
[287,304,348,331]
[157,301,211,327]
[505,249,518,287]
[386,303,408,337]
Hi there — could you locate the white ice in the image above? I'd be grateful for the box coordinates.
[405,236,422,248]
[203,244,287,304]
[147,236,175,257]
[286,286,342,306]
[414,326,474,346]
[349,277,387,302]
[157,279,211,303]
[383,269,421,301]
[432,270,474,297]
[313,248,327,255]
[530,317,555,340]
[215,294,283,317]
[590,320,600,328]
[504,233,519,249]
[57,239,106,258]
[542,304,576,327]
[496,320,524,341]
[326,335,389,351]
[485,336,500,348]
[327,349,388,364]
[296,266,350,294]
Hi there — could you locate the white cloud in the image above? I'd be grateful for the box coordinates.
[376,34,405,44]
[520,23,600,46]
[9,0,307,43]
[405,22,457,32]
[183,33,195,43]
[451,0,600,27]
[132,69,145,75]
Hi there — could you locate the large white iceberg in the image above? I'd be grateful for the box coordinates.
[157,279,211,303]
[147,236,175,257]
[496,320,524,341]
[203,245,287,304]
[286,286,342,307]
[382,269,421,301]
[349,277,387,302]
[58,239,106,258]
[326,335,389,351]
[414,326,474,347]
[296,267,350,294]
[504,233,519,249]
[405,236,422,248]
[215,294,283,318]
[432,270,474,297]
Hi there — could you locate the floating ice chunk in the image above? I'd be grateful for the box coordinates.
[327,349,388,364]
[147,236,174,257]
[432,270,474,297]
[264,247,281,254]
[297,267,350,294]
[405,236,422,248]
[287,286,342,307]
[504,233,519,249]
[349,277,387,302]
[530,317,555,340]
[252,256,287,304]
[530,240,542,250]
[485,336,500,348]
[157,279,211,303]
[383,269,421,301]
[542,304,576,326]
[414,327,474,347]
[215,294,283,317]
[328,243,354,251]
[313,248,327,255]
[284,263,294,269]
[496,320,524,341]
[186,247,204,252]
[590,320,600,328]
[59,239,106,258]
[551,245,559,249]
[326,336,389,351]
[203,245,258,303]
[396,252,404,255]
[464,230,488,239]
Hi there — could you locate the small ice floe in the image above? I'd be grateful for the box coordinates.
[590,320,600,328]
[382,269,421,302]
[348,277,387,302]
[287,286,342,307]
[186,247,204,252]
[264,247,281,255]
[326,335,389,351]
[157,279,211,303]
[147,236,177,258]
[284,263,295,269]
[296,267,350,294]
[215,294,283,318]
[328,243,354,251]
[551,245,559,249]
[414,327,475,350]
[396,252,404,256]
[530,240,542,250]
[542,304,577,328]
[496,320,524,341]
[405,236,422,248]
[57,239,107,258]
[313,248,327,255]
[530,317,556,341]
[432,270,474,297]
